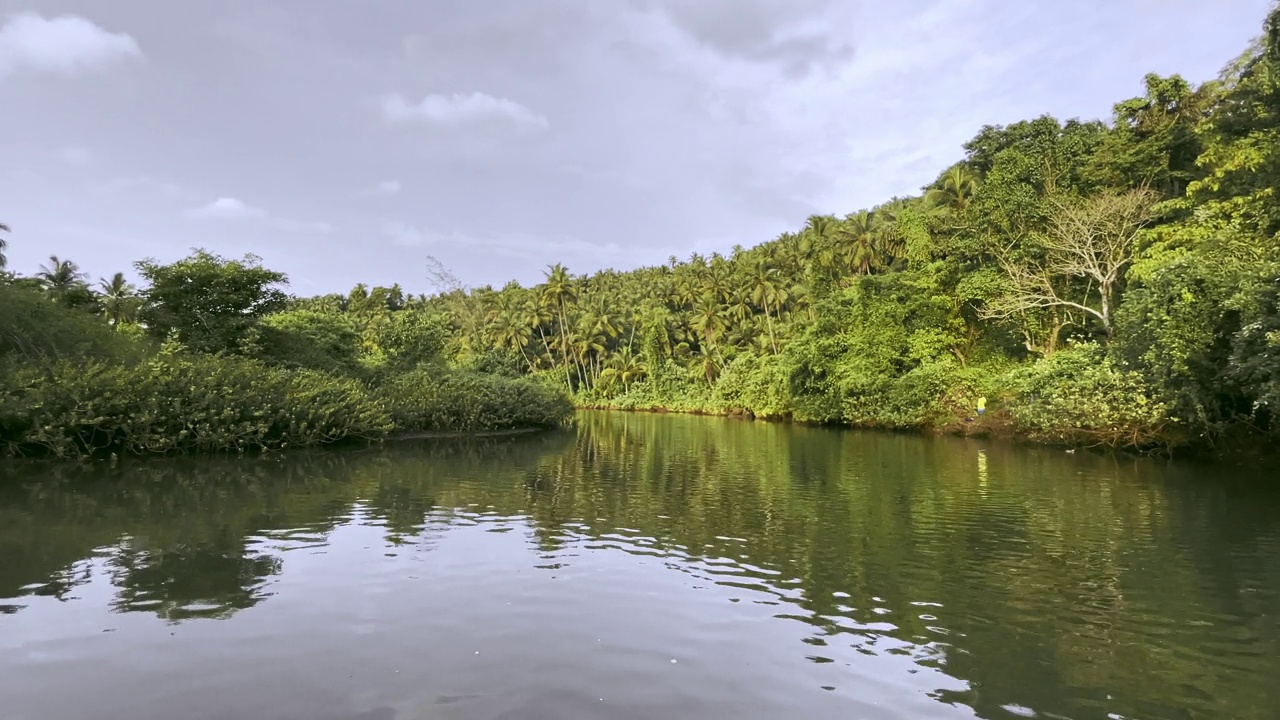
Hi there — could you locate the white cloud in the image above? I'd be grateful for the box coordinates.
[55,145,93,167]
[381,92,549,131]
[0,12,142,77]
[187,196,333,234]
[358,179,401,196]
[187,197,266,220]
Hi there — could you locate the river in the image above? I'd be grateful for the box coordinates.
[2,411,1278,719]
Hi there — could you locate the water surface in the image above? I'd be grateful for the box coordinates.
[2,411,1278,719]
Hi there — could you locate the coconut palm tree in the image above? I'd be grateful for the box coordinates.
[690,295,727,354]
[98,272,140,326]
[599,347,648,391]
[875,198,911,261]
[542,263,578,384]
[747,257,786,354]
[925,166,980,213]
[0,222,9,269]
[834,211,880,276]
[37,255,88,296]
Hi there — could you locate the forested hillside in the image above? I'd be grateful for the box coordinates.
[5,5,1280,455]
[354,5,1277,450]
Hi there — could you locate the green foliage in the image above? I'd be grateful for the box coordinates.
[456,348,527,378]
[136,250,289,353]
[1001,343,1171,448]
[1088,73,1214,196]
[250,309,363,376]
[12,3,1280,454]
[1227,275,1280,423]
[1112,258,1249,431]
[1,346,393,458]
[377,310,446,372]
[378,369,573,433]
[712,353,792,418]
[0,282,135,363]
[1,269,571,458]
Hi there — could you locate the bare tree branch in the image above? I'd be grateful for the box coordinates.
[982,187,1159,340]
[424,255,465,294]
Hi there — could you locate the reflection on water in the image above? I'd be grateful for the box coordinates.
[2,412,1279,720]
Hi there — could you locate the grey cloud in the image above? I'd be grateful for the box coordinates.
[385,221,627,259]
[0,11,141,76]
[628,0,857,75]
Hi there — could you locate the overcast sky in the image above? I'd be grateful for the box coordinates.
[1,1,1273,294]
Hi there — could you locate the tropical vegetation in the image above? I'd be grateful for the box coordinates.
[0,250,572,459]
[390,6,1280,452]
[5,4,1280,455]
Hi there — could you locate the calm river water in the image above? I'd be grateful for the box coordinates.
[2,411,1278,720]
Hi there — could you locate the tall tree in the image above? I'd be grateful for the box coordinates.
[542,263,578,385]
[985,187,1159,340]
[136,250,288,353]
[98,272,140,326]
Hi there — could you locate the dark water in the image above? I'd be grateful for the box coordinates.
[2,412,1279,720]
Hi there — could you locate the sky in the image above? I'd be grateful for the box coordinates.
[0,1,1274,295]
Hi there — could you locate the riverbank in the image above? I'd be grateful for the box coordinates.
[1,274,574,461]
[0,358,574,460]
[575,399,1188,456]
[577,401,1280,465]
[573,341,1197,454]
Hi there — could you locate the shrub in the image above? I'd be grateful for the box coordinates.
[379,369,573,433]
[378,311,447,372]
[251,309,363,376]
[713,354,792,418]
[0,282,137,363]
[999,343,1172,448]
[879,360,983,428]
[1,346,393,458]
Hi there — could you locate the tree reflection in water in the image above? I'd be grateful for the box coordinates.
[1,415,1278,720]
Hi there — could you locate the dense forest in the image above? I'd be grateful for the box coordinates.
[413,5,1279,451]
[4,4,1280,456]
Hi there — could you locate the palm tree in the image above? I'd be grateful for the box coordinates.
[875,199,911,261]
[0,222,9,269]
[748,257,785,354]
[485,292,536,370]
[835,211,880,276]
[690,295,727,354]
[804,214,838,244]
[599,347,648,391]
[926,166,980,213]
[542,263,578,385]
[37,255,88,296]
[98,272,139,326]
[725,288,754,326]
[515,294,553,368]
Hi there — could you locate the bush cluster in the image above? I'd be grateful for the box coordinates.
[1,279,573,460]
[1,346,393,457]
[379,369,574,433]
